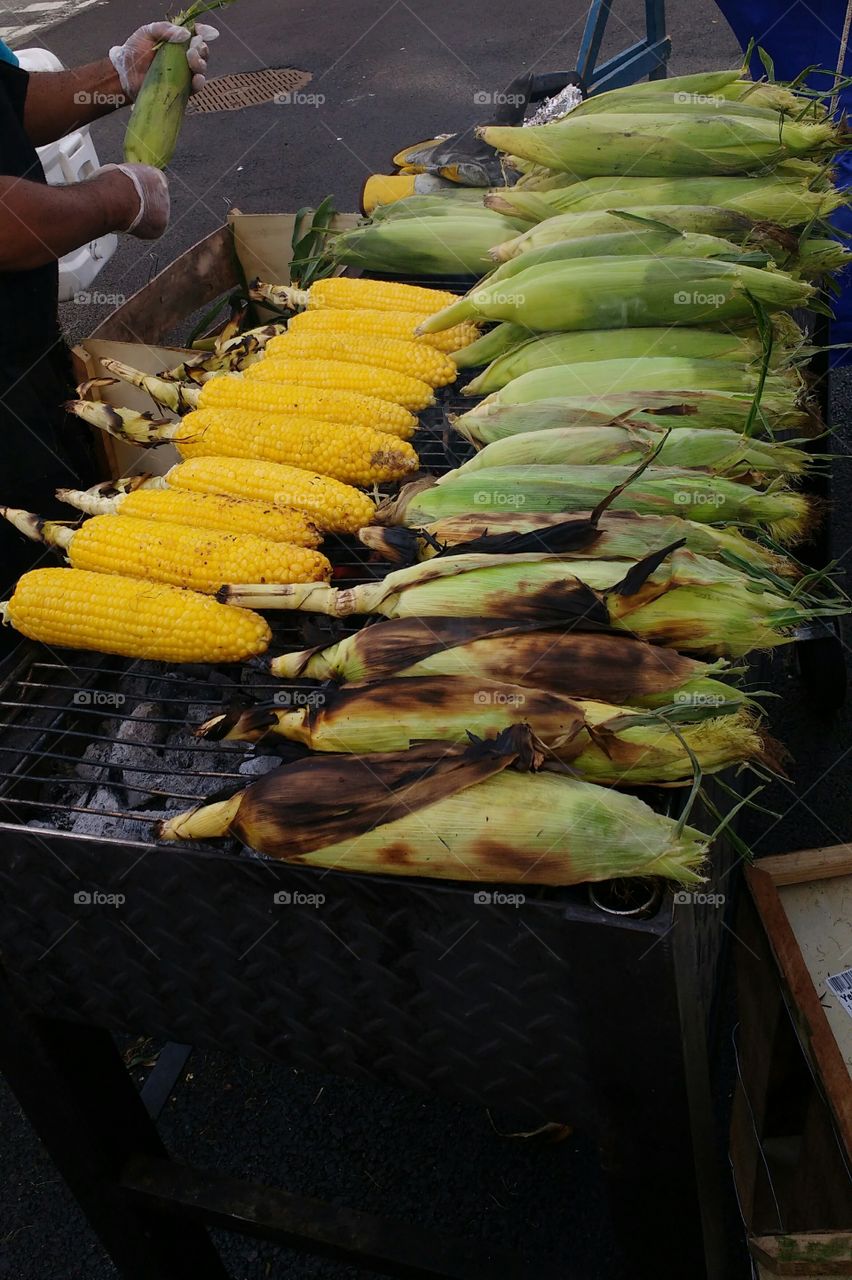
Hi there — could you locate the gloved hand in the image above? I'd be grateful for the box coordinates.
[108,21,219,101]
[96,163,171,239]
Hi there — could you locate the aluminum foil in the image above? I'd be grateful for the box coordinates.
[524,84,584,126]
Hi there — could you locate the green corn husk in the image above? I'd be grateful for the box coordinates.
[391,465,813,542]
[454,425,809,481]
[368,191,491,220]
[269,617,746,712]
[358,510,801,580]
[158,725,710,887]
[489,206,783,260]
[794,237,852,279]
[572,69,743,107]
[489,177,846,227]
[198,675,766,788]
[454,389,818,440]
[477,113,844,178]
[568,94,801,124]
[221,545,842,658]
[417,257,814,333]
[718,80,825,114]
[452,323,535,368]
[464,326,796,393]
[328,213,523,277]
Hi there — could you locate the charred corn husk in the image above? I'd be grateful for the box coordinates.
[244,356,435,411]
[269,617,744,710]
[478,114,844,178]
[417,258,814,333]
[99,359,200,413]
[454,425,808,481]
[0,508,331,594]
[220,547,839,657]
[66,399,418,486]
[264,278,458,315]
[389,467,812,543]
[0,567,270,664]
[158,457,377,534]
[197,375,417,440]
[158,724,709,886]
[358,510,801,580]
[265,332,458,386]
[55,483,322,547]
[463,326,798,394]
[282,306,480,354]
[200,675,763,788]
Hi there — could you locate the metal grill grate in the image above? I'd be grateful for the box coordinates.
[186,68,314,114]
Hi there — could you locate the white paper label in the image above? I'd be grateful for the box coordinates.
[825,967,852,1020]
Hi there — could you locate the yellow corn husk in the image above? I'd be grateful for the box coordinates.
[175,410,418,485]
[0,567,270,664]
[393,466,812,543]
[417,256,814,333]
[268,618,743,711]
[0,508,331,594]
[455,425,808,482]
[158,726,709,887]
[198,374,417,440]
[358,509,801,580]
[284,307,480,353]
[220,547,841,659]
[161,456,376,534]
[264,332,458,386]
[244,356,435,411]
[55,484,322,547]
[201,675,763,788]
[275,278,458,314]
[477,113,842,177]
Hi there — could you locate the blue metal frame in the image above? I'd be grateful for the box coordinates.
[577,0,670,93]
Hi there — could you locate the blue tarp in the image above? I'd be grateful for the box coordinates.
[0,40,19,67]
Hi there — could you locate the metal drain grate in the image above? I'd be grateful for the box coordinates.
[186,68,314,113]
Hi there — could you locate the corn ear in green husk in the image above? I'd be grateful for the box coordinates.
[158,725,710,887]
[452,323,534,368]
[329,213,524,277]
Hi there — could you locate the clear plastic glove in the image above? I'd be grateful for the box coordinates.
[96,162,171,239]
[109,21,219,101]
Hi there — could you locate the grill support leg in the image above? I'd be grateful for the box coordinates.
[0,966,228,1280]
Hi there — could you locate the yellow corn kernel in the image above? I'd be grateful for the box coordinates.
[118,487,322,546]
[244,356,434,411]
[2,567,271,663]
[265,332,457,387]
[198,375,416,440]
[164,456,377,534]
[295,277,458,314]
[66,515,331,593]
[286,306,479,353]
[176,410,419,486]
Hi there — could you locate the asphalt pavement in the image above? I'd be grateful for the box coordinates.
[2,2,848,1278]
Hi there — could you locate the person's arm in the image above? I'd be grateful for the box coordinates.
[0,165,167,270]
[22,22,217,147]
